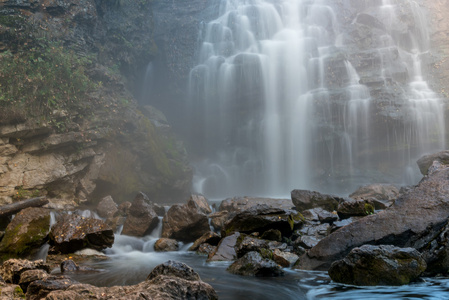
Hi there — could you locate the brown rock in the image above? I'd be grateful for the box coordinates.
[208,232,240,262]
[96,195,118,219]
[49,214,114,254]
[161,200,210,242]
[209,211,229,232]
[291,190,343,212]
[188,232,221,251]
[189,194,212,214]
[121,192,159,237]
[154,238,179,252]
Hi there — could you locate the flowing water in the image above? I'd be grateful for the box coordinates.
[187,0,446,199]
[65,232,449,299]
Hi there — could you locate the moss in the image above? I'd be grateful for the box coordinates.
[0,214,50,255]
[288,212,305,230]
[13,286,25,298]
[259,248,273,260]
[364,203,375,215]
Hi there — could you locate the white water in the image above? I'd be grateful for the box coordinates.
[188,0,445,198]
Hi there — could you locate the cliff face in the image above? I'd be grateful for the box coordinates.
[0,0,192,207]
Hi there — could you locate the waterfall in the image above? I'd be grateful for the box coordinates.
[187,0,446,198]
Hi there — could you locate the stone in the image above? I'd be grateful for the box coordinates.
[49,214,114,254]
[235,235,269,258]
[273,249,299,268]
[197,244,217,256]
[227,251,284,277]
[222,204,303,237]
[147,260,200,282]
[161,200,210,242]
[208,232,240,262]
[96,195,118,219]
[26,275,80,300]
[337,199,375,219]
[296,163,449,271]
[153,203,166,216]
[328,245,426,286]
[218,197,294,213]
[416,150,449,175]
[19,269,49,292]
[154,238,179,252]
[291,190,343,212]
[0,207,50,255]
[302,208,338,224]
[349,183,399,209]
[189,193,212,214]
[1,259,50,284]
[188,232,221,251]
[121,192,159,237]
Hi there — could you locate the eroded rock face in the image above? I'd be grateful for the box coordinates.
[328,245,426,286]
[49,214,114,253]
[0,207,50,255]
[297,162,449,271]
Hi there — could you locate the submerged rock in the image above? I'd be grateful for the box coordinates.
[328,245,426,286]
[49,214,114,254]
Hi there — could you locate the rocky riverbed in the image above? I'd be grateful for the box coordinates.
[1,151,449,298]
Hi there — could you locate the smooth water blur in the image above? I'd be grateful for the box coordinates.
[64,233,449,300]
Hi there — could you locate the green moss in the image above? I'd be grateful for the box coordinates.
[13,286,25,298]
[288,212,305,230]
[259,248,273,260]
[364,203,375,215]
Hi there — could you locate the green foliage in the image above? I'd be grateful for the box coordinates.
[364,203,375,215]
[0,41,95,124]
[13,186,43,201]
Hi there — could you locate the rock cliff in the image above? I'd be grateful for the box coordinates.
[0,0,192,207]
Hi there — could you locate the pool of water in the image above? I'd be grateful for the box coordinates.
[63,234,449,300]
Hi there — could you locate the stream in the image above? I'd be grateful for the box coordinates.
[60,231,449,299]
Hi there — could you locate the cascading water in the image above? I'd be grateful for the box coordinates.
[188,0,446,199]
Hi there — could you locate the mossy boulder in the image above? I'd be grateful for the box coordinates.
[227,251,284,277]
[0,207,50,256]
[328,245,426,286]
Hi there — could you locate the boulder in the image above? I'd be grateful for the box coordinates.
[146,260,200,281]
[416,150,449,175]
[188,232,221,252]
[337,199,375,219]
[208,232,240,262]
[291,190,343,212]
[49,214,114,254]
[349,183,399,209]
[221,204,303,237]
[154,238,179,252]
[295,223,331,249]
[0,259,50,284]
[161,200,210,242]
[60,260,96,273]
[227,251,284,277]
[96,195,118,219]
[0,207,50,255]
[121,192,160,237]
[153,203,167,216]
[296,162,449,271]
[328,245,426,286]
[197,244,217,256]
[189,194,212,214]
